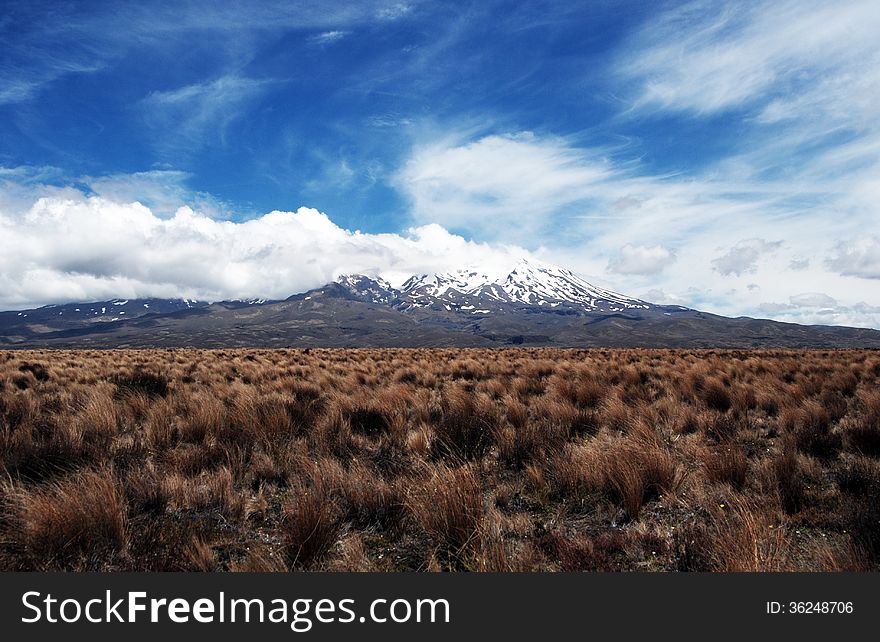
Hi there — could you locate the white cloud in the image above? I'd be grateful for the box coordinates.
[1,174,879,328]
[757,295,880,328]
[712,239,782,276]
[607,243,675,275]
[142,75,277,149]
[584,0,880,328]
[639,288,691,307]
[395,132,613,239]
[614,1,880,248]
[0,190,531,309]
[0,57,105,105]
[84,170,236,218]
[827,236,880,279]
[393,130,862,265]
[789,292,837,308]
[377,3,412,21]
[620,0,880,117]
[310,30,349,44]
[0,2,413,105]
[1,167,237,220]
[389,128,880,327]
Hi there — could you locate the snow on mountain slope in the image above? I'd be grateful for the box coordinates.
[334,274,399,304]
[399,258,651,312]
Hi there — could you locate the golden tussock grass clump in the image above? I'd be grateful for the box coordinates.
[407,463,484,553]
[2,468,126,569]
[282,472,341,569]
[0,347,879,571]
[677,496,791,572]
[545,436,678,519]
[701,445,748,490]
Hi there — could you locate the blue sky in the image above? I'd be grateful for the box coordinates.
[1,0,879,327]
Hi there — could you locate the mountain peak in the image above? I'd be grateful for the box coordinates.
[398,258,651,312]
[6,259,880,349]
[335,274,398,304]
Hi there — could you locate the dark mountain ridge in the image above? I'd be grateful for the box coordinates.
[2,260,878,348]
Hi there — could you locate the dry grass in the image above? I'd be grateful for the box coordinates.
[677,497,791,572]
[407,463,483,552]
[2,468,126,569]
[282,476,341,568]
[0,347,878,571]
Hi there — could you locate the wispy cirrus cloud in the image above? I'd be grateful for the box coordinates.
[0,61,105,106]
[0,1,421,106]
[392,123,880,326]
[142,75,278,151]
[395,132,614,239]
[0,165,238,220]
[618,0,880,119]
[83,169,239,218]
[377,3,413,21]
[309,30,350,45]
[617,1,880,214]
[393,127,838,256]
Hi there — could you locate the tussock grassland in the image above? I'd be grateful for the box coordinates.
[1,348,879,571]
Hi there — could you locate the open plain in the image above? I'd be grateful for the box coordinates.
[2,348,879,572]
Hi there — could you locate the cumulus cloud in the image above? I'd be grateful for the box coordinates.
[607,243,675,275]
[757,294,880,328]
[4,145,880,327]
[789,292,837,308]
[0,191,533,309]
[712,239,782,276]
[639,288,691,307]
[827,236,880,279]
[84,170,238,218]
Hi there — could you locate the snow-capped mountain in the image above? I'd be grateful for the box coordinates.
[396,258,651,313]
[334,274,399,304]
[5,259,880,349]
